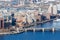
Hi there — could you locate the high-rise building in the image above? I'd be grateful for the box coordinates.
[53,5,57,15]
[48,4,57,15]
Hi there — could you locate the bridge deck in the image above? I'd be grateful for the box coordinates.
[24,27,60,32]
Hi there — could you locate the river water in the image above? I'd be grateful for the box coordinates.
[0,20,60,40]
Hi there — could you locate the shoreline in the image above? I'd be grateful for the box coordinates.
[0,18,58,35]
[0,30,24,35]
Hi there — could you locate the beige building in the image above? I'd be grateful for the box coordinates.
[47,4,57,15]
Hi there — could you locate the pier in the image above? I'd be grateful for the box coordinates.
[24,27,60,32]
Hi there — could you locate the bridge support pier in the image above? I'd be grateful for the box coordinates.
[42,28,44,32]
[33,28,35,32]
[52,28,55,32]
[25,29,27,32]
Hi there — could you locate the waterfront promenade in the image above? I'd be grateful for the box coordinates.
[0,18,59,35]
[1,27,60,35]
[24,17,58,28]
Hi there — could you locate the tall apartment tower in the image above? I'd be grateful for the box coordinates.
[53,5,57,15]
[48,4,57,15]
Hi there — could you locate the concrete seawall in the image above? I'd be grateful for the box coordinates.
[0,27,60,35]
[0,18,58,35]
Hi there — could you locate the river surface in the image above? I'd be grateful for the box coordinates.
[0,20,60,40]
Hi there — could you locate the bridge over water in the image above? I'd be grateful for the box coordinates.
[24,27,60,32]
